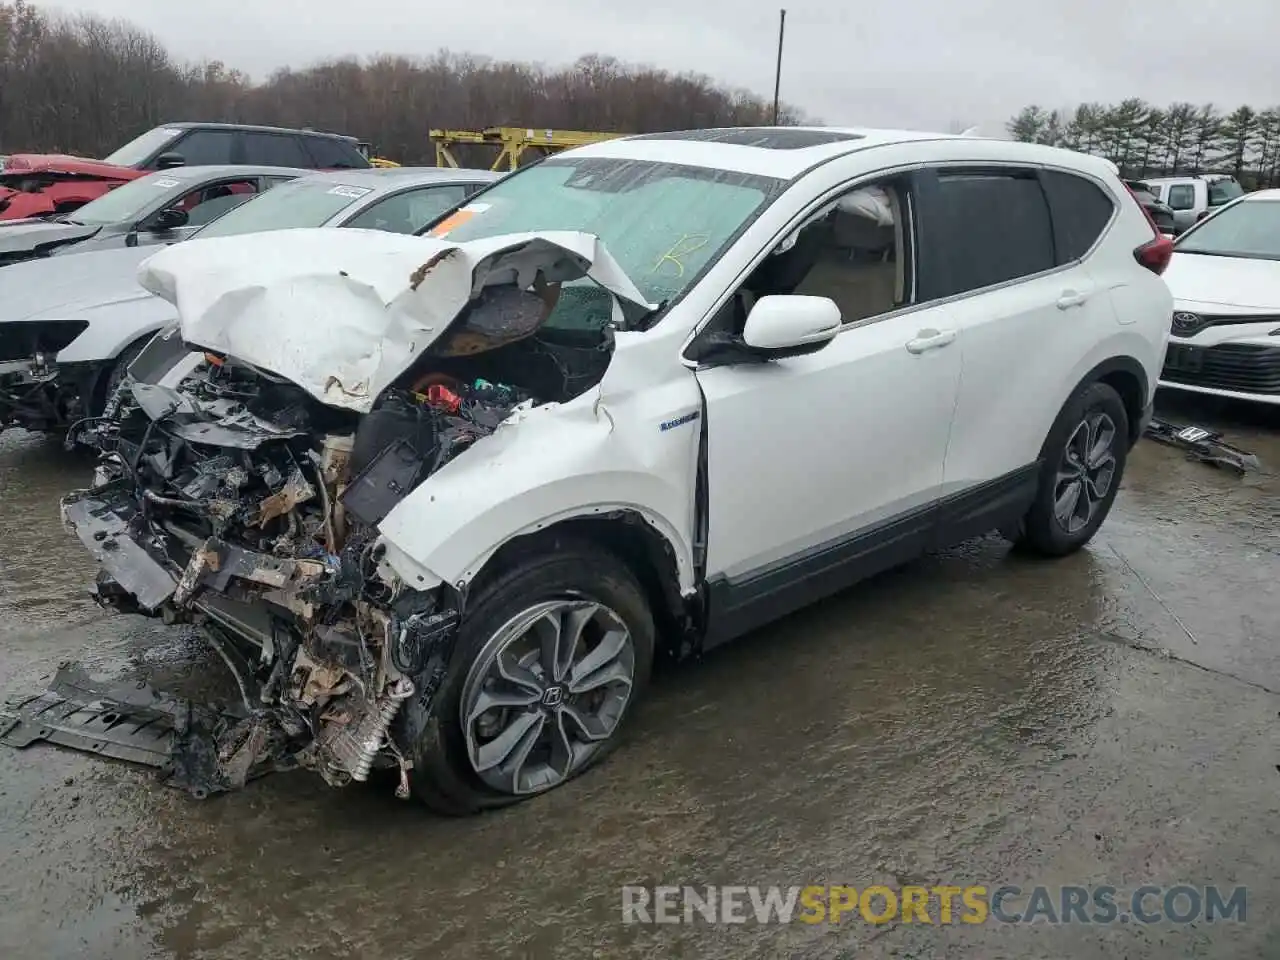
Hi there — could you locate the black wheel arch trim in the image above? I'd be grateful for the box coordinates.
[1065,355,1150,447]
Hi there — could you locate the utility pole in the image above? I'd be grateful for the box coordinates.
[772,9,786,125]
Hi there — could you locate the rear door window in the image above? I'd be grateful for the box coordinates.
[242,133,311,168]
[343,184,471,234]
[169,129,236,166]
[930,169,1056,297]
[1039,169,1116,263]
[1167,184,1196,210]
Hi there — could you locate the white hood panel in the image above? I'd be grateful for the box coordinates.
[1165,251,1280,312]
[137,227,653,413]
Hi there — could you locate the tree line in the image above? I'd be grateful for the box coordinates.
[1007,100,1280,187]
[0,0,802,165]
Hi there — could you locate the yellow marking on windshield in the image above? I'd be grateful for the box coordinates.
[652,233,710,278]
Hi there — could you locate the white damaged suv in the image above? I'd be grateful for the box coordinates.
[55,127,1173,813]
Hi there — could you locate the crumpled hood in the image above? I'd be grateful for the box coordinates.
[0,245,159,321]
[0,154,139,180]
[1164,251,1280,312]
[0,218,100,261]
[138,227,656,414]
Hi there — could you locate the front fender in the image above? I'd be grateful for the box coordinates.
[376,392,700,595]
[55,295,175,364]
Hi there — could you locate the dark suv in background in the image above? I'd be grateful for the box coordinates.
[0,122,370,221]
[1125,180,1177,235]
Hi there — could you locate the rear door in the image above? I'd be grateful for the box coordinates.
[921,165,1117,496]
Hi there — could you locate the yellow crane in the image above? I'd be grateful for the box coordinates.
[430,127,626,171]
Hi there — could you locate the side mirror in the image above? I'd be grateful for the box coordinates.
[155,152,185,170]
[741,295,841,357]
[143,207,189,232]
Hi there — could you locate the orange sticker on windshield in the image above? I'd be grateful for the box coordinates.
[430,202,489,237]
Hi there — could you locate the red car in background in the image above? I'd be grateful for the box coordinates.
[0,122,371,220]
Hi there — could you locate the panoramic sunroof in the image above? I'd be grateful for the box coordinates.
[626,128,864,150]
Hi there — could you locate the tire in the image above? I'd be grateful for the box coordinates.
[1013,381,1129,557]
[399,541,655,816]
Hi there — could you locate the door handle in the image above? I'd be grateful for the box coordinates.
[1056,289,1089,309]
[905,328,957,354]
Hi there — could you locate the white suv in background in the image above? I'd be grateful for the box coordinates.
[61,127,1175,813]
[1143,174,1245,233]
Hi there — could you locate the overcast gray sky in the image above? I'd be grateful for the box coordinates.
[62,0,1280,133]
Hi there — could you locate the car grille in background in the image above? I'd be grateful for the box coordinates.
[1171,312,1280,337]
[1162,343,1280,394]
[0,320,90,362]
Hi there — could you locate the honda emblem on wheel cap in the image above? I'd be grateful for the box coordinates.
[541,685,565,707]
[1172,311,1205,336]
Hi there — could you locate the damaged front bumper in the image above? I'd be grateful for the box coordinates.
[44,478,462,800]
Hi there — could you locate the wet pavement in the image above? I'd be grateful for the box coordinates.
[1,394,1278,959]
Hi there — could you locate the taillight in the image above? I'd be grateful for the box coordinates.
[1134,234,1174,275]
[1125,183,1174,275]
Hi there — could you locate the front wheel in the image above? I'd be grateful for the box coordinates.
[400,542,655,815]
[1012,380,1130,557]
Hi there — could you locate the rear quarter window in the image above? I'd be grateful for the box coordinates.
[303,137,369,169]
[1040,169,1116,263]
[1208,178,1243,206]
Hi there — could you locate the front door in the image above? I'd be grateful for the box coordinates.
[692,173,962,646]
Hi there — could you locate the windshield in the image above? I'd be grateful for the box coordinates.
[69,173,186,225]
[193,178,372,239]
[431,157,782,327]
[102,127,181,167]
[1208,178,1244,206]
[1176,198,1280,260]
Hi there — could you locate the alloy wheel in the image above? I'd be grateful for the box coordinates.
[460,599,636,796]
[1054,411,1118,534]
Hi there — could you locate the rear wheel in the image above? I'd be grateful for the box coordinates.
[401,542,654,815]
[1013,381,1129,557]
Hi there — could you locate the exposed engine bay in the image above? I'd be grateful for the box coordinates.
[7,229,649,800]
